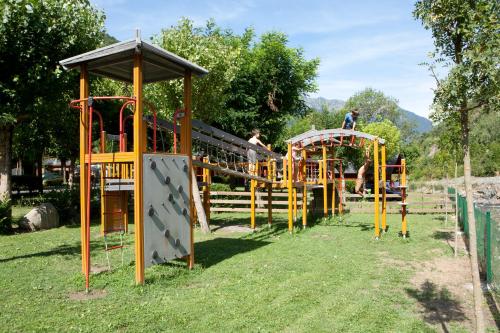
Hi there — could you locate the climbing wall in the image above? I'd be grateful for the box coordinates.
[143,153,191,267]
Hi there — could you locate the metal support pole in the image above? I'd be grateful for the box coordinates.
[293,187,297,223]
[302,149,307,228]
[251,161,258,229]
[373,139,380,238]
[79,65,89,275]
[267,144,272,226]
[381,145,387,232]
[133,53,145,284]
[401,158,407,238]
[287,143,293,232]
[202,157,211,225]
[181,71,195,269]
[331,147,336,217]
[322,145,328,217]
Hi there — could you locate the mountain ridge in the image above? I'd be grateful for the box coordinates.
[305,96,432,133]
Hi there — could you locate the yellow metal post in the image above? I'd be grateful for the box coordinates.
[251,161,258,229]
[79,65,89,274]
[267,145,272,226]
[401,158,408,237]
[287,143,293,232]
[133,53,145,284]
[302,149,307,228]
[181,71,195,268]
[202,157,211,225]
[322,145,328,217]
[331,147,336,216]
[100,131,106,235]
[381,145,387,232]
[293,187,297,223]
[373,139,380,238]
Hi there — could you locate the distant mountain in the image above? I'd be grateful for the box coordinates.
[305,97,432,133]
[305,97,345,111]
[398,107,432,133]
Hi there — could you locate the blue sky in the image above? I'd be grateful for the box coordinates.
[91,0,437,119]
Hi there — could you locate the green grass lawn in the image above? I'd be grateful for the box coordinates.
[0,211,475,332]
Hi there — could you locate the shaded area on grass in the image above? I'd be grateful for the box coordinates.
[433,230,454,241]
[0,240,104,263]
[484,289,500,330]
[406,280,467,333]
[195,237,271,268]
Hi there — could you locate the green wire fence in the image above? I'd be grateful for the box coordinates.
[449,187,499,292]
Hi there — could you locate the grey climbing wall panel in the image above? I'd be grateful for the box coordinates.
[143,153,191,268]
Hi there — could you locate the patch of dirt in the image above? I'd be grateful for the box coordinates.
[69,289,107,301]
[432,229,467,255]
[408,254,498,332]
[214,225,255,233]
[90,264,110,274]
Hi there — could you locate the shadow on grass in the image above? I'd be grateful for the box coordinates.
[405,280,467,333]
[433,230,454,241]
[195,237,271,268]
[0,240,105,263]
[484,289,500,330]
[306,214,374,231]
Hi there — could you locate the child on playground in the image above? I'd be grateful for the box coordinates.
[247,129,269,175]
[355,147,371,196]
[341,108,359,131]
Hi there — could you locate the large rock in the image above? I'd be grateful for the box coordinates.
[19,203,59,231]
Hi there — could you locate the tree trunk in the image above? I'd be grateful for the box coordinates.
[36,154,43,194]
[0,126,13,201]
[61,157,67,184]
[461,109,485,333]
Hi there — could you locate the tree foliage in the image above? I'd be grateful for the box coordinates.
[150,18,319,150]
[341,88,400,124]
[415,0,499,117]
[363,120,401,159]
[0,0,105,170]
[414,2,499,331]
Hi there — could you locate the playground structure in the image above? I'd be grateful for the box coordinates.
[61,33,408,290]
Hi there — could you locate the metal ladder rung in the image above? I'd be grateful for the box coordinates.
[105,245,124,251]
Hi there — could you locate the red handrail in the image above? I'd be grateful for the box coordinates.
[119,101,136,152]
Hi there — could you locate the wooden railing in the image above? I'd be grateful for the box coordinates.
[207,190,454,214]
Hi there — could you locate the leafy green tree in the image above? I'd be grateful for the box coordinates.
[150,19,319,151]
[341,88,417,141]
[150,18,244,122]
[222,31,319,148]
[414,1,499,331]
[363,120,401,159]
[0,0,105,202]
[342,88,400,124]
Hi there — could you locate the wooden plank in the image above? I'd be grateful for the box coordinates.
[85,152,135,163]
[211,199,302,205]
[212,207,289,213]
[210,191,303,198]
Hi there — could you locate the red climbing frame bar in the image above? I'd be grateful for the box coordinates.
[119,101,135,151]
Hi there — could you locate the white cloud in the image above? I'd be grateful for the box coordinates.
[317,32,431,71]
[312,75,437,118]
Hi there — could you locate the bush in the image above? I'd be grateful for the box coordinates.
[345,180,356,194]
[14,187,100,225]
[210,183,231,192]
[0,197,12,234]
